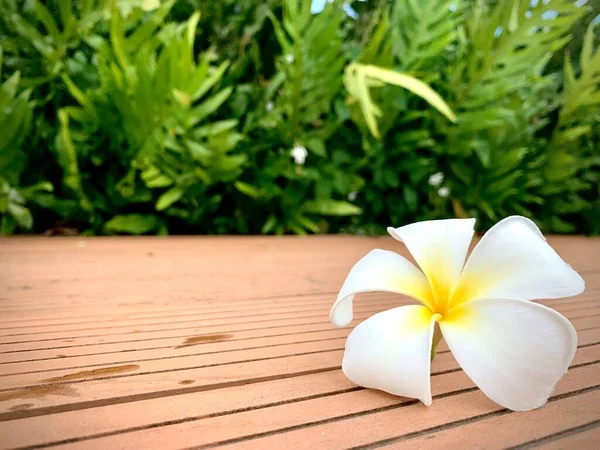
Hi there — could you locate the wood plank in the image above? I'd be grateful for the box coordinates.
[213,373,600,450]
[0,319,350,365]
[0,301,399,345]
[1,280,598,321]
[1,313,597,379]
[376,382,600,449]
[52,364,600,450]
[0,331,598,424]
[0,307,388,354]
[1,298,597,353]
[2,350,598,449]
[0,311,597,393]
[0,306,597,369]
[1,293,597,337]
[535,423,600,450]
[1,235,598,449]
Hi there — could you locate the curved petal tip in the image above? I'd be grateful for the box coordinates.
[341,305,436,403]
[330,295,354,327]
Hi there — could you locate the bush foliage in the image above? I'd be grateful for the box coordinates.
[0,0,598,235]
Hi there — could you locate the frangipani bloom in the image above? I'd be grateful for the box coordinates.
[330,216,585,411]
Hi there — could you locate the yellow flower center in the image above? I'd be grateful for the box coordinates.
[421,273,473,321]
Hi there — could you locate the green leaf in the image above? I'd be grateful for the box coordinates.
[20,182,54,198]
[58,0,73,28]
[156,186,184,211]
[0,215,16,235]
[303,199,362,216]
[551,216,576,233]
[115,0,161,17]
[360,65,457,122]
[104,214,161,235]
[306,138,326,157]
[403,185,418,212]
[345,63,456,138]
[110,5,130,70]
[261,215,278,234]
[8,203,33,229]
[0,72,20,108]
[193,120,238,138]
[54,109,91,210]
[580,20,595,73]
[234,181,262,199]
[61,74,93,109]
[146,175,172,188]
[127,0,176,49]
[383,169,400,188]
[186,140,212,161]
[32,0,60,41]
[295,215,320,233]
[191,61,230,102]
[474,144,491,168]
[190,87,233,126]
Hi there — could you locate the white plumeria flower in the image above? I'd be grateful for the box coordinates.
[291,145,308,165]
[428,172,444,187]
[330,216,585,411]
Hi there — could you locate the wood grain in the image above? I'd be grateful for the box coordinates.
[0,235,598,449]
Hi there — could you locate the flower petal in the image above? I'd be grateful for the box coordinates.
[330,249,433,327]
[440,298,577,411]
[451,216,585,307]
[342,305,438,405]
[387,219,476,305]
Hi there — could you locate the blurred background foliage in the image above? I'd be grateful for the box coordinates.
[0,0,598,236]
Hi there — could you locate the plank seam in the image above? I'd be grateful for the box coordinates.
[2,340,599,395]
[4,360,600,447]
[0,366,340,422]
[3,308,598,350]
[2,295,595,332]
[344,385,600,450]
[194,385,600,450]
[506,419,600,450]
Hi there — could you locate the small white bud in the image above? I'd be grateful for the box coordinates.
[348,192,357,201]
[285,53,295,64]
[428,172,444,187]
[265,101,274,112]
[291,145,308,165]
[437,187,450,198]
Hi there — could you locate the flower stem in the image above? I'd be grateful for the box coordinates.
[430,323,443,361]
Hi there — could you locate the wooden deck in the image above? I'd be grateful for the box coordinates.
[0,235,599,449]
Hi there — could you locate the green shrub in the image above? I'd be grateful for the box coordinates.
[0,0,598,235]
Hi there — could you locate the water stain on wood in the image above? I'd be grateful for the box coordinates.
[41,364,140,383]
[0,385,79,402]
[175,334,233,349]
[179,380,195,385]
[8,403,34,411]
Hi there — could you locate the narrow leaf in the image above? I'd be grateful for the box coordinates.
[104,214,161,235]
[303,199,362,216]
[156,186,184,211]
